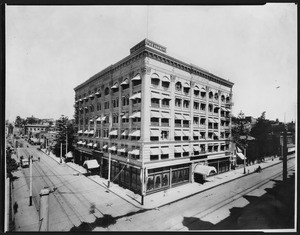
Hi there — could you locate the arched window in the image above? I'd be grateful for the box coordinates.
[226,95,230,103]
[104,87,110,96]
[221,95,225,102]
[209,91,213,99]
[161,76,170,89]
[175,81,182,92]
[151,73,160,87]
[214,93,219,100]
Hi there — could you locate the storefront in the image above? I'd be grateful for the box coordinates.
[146,163,190,194]
[208,157,230,174]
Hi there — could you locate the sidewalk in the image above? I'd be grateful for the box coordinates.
[11,152,40,231]
[40,149,287,209]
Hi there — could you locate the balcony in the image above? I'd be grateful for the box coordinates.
[161,122,169,127]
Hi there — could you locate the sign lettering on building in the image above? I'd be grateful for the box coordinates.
[130,39,167,54]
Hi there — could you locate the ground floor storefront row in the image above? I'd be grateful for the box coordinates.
[73,149,231,195]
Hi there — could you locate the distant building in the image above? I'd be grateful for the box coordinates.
[73,39,234,195]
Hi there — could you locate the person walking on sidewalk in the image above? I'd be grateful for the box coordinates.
[13,201,18,214]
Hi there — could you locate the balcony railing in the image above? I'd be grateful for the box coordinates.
[161,122,169,127]
[151,103,160,108]
[175,123,182,127]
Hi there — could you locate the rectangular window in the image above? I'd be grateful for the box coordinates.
[161,130,169,140]
[105,101,110,109]
[175,98,182,108]
[183,100,190,109]
[193,102,199,110]
[103,129,109,138]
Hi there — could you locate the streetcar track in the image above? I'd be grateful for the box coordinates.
[22,148,85,230]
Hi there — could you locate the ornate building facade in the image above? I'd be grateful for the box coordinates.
[73,39,234,196]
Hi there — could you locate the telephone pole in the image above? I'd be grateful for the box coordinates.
[282,124,287,181]
[108,151,111,188]
[39,187,50,231]
[29,156,33,206]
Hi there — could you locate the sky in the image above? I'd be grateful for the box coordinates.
[6,4,297,123]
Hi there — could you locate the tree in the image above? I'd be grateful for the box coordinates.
[250,111,272,160]
[53,116,75,158]
[6,149,19,179]
[15,116,22,127]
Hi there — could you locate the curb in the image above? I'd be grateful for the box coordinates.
[39,148,294,210]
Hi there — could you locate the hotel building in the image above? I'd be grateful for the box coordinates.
[73,39,234,197]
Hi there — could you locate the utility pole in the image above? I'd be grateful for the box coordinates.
[29,156,33,206]
[107,151,111,188]
[60,143,62,163]
[39,187,50,231]
[283,124,287,181]
[65,131,68,156]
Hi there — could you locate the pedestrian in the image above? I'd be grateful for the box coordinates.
[13,201,18,214]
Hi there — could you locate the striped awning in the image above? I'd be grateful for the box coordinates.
[151,92,161,99]
[109,130,118,136]
[174,146,184,153]
[129,92,141,100]
[150,111,162,118]
[150,148,161,155]
[121,130,129,136]
[150,129,160,136]
[174,113,184,120]
[129,111,141,119]
[131,74,141,81]
[129,130,140,137]
[122,113,129,119]
[161,112,171,118]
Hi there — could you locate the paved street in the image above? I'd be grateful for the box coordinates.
[13,143,295,231]
[16,147,140,231]
[93,157,295,231]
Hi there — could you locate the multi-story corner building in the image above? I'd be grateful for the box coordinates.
[73,39,234,196]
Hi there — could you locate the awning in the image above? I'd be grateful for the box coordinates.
[83,160,100,169]
[236,146,242,153]
[208,118,215,123]
[174,146,184,153]
[129,111,141,119]
[82,142,86,146]
[111,83,119,89]
[182,115,191,121]
[151,92,161,99]
[161,112,171,118]
[194,164,217,176]
[93,143,98,148]
[118,148,126,153]
[183,82,190,88]
[174,130,182,136]
[89,130,95,135]
[193,131,201,137]
[161,94,171,100]
[200,87,206,92]
[109,130,118,136]
[87,143,93,147]
[84,130,89,134]
[130,149,140,155]
[183,131,190,136]
[89,94,94,98]
[77,130,83,134]
[108,146,117,151]
[161,148,172,154]
[129,130,140,137]
[131,74,141,81]
[174,113,184,120]
[214,119,219,123]
[161,76,170,82]
[84,106,88,109]
[130,92,141,100]
[95,91,100,96]
[236,152,247,160]
[150,111,161,118]
[221,107,227,111]
[65,151,73,158]
[77,141,82,145]
[182,146,192,152]
[90,119,94,122]
[121,130,129,136]
[214,132,220,137]
[96,117,101,122]
[122,113,129,119]
[193,145,201,152]
[150,129,160,136]
[101,116,107,121]
[150,148,161,155]
[194,85,200,91]
[120,79,129,86]
[102,144,108,149]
